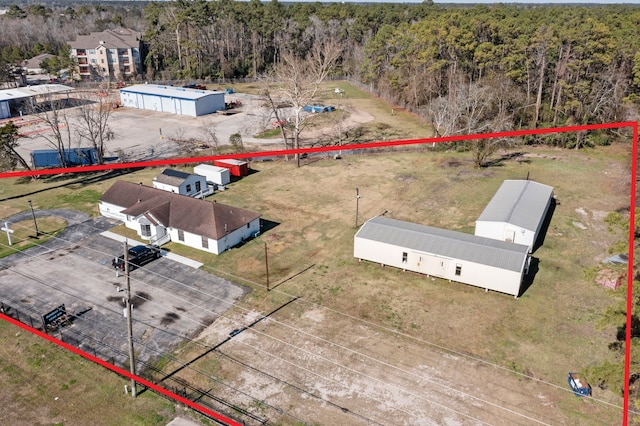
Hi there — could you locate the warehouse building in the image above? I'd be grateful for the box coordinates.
[119,84,225,117]
[354,216,530,297]
[475,180,553,252]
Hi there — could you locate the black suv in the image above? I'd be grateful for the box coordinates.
[112,245,161,271]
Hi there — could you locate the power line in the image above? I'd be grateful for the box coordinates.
[0,210,628,421]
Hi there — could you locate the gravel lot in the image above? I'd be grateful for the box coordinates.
[13,90,278,164]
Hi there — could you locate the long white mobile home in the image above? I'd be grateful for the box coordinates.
[354,216,530,297]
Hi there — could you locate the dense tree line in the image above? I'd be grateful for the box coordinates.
[362,4,640,145]
[1,1,639,143]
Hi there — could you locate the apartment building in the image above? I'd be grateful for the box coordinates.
[69,28,143,81]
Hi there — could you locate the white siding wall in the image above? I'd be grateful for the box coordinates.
[475,221,536,251]
[354,237,525,296]
[99,201,127,221]
[193,165,230,186]
[178,175,207,196]
[195,94,225,116]
[168,218,260,255]
[152,181,180,193]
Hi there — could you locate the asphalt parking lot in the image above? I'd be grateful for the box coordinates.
[0,210,248,368]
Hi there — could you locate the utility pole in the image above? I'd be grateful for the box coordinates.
[123,240,136,397]
[355,187,361,228]
[28,199,39,237]
[264,242,270,291]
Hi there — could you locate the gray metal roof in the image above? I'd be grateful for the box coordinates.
[120,84,224,100]
[0,84,74,102]
[356,216,529,272]
[476,180,553,231]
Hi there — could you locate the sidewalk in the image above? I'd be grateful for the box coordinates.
[101,231,204,269]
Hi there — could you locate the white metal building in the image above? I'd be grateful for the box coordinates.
[0,84,74,119]
[119,84,225,117]
[194,164,231,187]
[354,216,530,297]
[475,180,554,252]
[152,169,211,198]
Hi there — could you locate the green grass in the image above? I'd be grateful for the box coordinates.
[0,320,191,426]
[0,217,66,258]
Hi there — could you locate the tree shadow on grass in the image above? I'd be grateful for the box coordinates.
[2,168,141,202]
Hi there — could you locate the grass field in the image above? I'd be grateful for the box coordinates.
[0,80,635,423]
[0,318,199,425]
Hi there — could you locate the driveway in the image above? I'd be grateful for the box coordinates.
[0,210,248,369]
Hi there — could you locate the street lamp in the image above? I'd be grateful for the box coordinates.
[27,199,39,237]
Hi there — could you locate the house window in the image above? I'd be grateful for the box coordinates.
[178,229,184,241]
[185,184,192,193]
[101,59,104,64]
[247,223,250,228]
[88,49,95,54]
[195,181,201,192]
[455,264,462,276]
[202,235,208,249]
[402,252,407,263]
[90,59,97,64]
[141,224,151,237]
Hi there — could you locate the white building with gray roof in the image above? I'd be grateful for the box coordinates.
[152,169,211,198]
[475,180,553,252]
[119,84,225,117]
[354,216,530,297]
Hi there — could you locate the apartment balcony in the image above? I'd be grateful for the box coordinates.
[76,49,87,56]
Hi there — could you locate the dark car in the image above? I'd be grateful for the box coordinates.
[112,245,161,271]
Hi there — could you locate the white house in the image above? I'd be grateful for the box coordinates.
[193,164,231,187]
[475,180,554,252]
[354,216,530,297]
[99,181,261,254]
[152,169,211,198]
[119,84,225,117]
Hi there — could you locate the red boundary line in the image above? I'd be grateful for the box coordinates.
[0,121,636,424]
[0,312,243,426]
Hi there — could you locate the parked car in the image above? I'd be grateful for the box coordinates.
[112,245,161,271]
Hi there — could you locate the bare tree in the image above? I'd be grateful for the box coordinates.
[75,92,114,164]
[30,90,74,167]
[199,118,219,154]
[264,38,342,166]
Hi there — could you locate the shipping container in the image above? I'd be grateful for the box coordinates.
[213,159,249,177]
[31,147,98,168]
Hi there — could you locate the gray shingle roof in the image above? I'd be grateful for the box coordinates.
[100,181,260,239]
[153,169,192,186]
[477,180,553,231]
[356,216,529,272]
[69,28,141,49]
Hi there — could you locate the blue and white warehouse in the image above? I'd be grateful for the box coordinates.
[119,84,225,117]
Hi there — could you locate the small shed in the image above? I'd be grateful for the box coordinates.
[119,84,225,117]
[213,159,249,177]
[193,164,230,186]
[475,180,553,252]
[355,216,530,297]
[152,169,210,198]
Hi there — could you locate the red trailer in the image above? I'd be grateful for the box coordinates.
[213,159,249,177]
